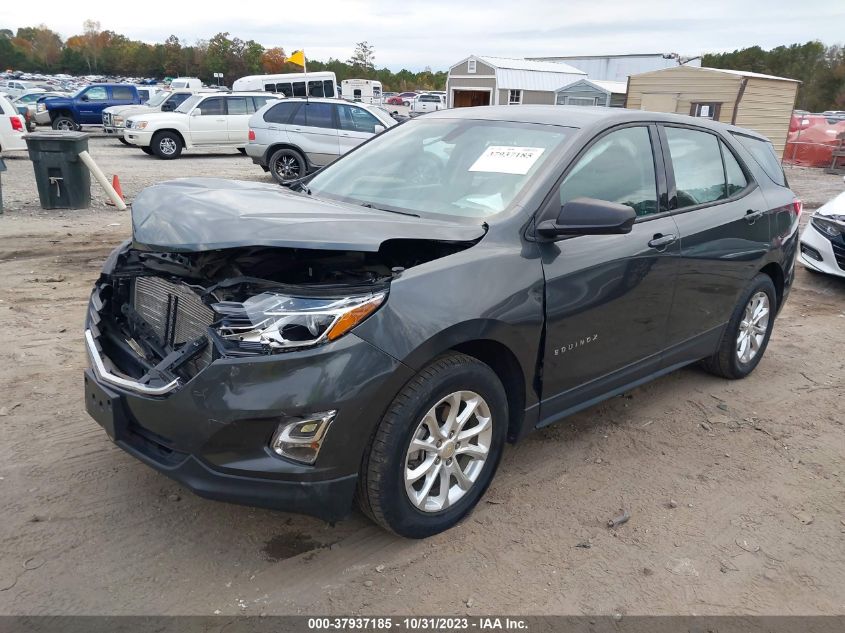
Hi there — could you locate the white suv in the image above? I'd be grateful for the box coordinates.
[246,98,397,184]
[124,92,278,159]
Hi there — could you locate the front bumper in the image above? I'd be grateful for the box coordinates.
[84,312,413,522]
[123,129,153,147]
[35,110,51,125]
[103,125,125,136]
[798,220,845,279]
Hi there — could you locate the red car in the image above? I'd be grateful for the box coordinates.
[386,92,418,106]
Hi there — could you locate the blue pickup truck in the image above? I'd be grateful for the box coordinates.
[45,84,143,131]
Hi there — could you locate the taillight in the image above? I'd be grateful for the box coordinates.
[10,116,23,131]
[793,198,803,217]
[248,129,255,141]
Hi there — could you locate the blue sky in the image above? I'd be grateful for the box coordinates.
[2,0,843,71]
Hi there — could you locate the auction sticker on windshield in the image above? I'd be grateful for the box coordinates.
[469,146,545,175]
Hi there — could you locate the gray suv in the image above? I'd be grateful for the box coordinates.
[246,97,397,184]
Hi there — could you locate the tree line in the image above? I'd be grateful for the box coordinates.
[2,23,843,109]
[0,23,447,92]
[702,42,845,112]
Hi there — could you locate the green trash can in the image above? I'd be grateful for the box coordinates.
[25,131,91,210]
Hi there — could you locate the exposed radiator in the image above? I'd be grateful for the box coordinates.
[132,276,215,369]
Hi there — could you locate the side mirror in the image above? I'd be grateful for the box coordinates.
[537,197,637,239]
[161,102,174,111]
[373,124,385,134]
[79,94,89,102]
[191,108,201,117]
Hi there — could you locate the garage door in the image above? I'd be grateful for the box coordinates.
[453,90,491,108]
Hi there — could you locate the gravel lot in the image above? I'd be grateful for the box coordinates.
[0,137,844,616]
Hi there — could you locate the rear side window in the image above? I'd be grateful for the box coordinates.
[112,87,134,100]
[226,97,249,115]
[252,96,273,111]
[559,126,658,216]
[731,133,786,186]
[263,101,297,124]
[665,127,727,207]
[290,102,335,129]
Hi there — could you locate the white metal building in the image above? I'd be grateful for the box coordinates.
[446,55,586,108]
[527,53,702,82]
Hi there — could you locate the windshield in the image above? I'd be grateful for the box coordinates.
[146,91,169,107]
[176,95,202,113]
[308,118,571,218]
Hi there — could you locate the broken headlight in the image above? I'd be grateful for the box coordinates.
[811,215,844,239]
[213,292,385,352]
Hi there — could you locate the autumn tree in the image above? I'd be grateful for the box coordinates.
[261,47,287,73]
[163,35,182,77]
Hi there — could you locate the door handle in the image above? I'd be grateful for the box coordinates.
[745,209,764,224]
[648,233,677,249]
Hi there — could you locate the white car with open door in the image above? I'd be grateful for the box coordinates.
[123,92,278,159]
[799,183,845,278]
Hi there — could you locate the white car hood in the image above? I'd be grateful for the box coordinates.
[816,189,845,219]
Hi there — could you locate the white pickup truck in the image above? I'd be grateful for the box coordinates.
[124,92,277,159]
[410,93,446,116]
[103,90,197,143]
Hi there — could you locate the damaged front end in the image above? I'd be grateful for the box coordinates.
[86,239,470,396]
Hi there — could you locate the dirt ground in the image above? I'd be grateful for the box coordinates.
[0,138,843,616]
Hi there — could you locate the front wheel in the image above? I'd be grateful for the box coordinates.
[357,353,507,538]
[268,148,306,185]
[52,116,77,131]
[702,273,777,379]
[151,131,182,159]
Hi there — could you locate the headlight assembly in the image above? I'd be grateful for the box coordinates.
[811,215,845,239]
[132,120,148,130]
[113,115,124,125]
[213,291,385,352]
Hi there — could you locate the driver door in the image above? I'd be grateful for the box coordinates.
[189,96,228,145]
[77,86,108,124]
[538,124,681,422]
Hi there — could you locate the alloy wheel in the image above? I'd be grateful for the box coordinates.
[159,137,177,156]
[55,119,74,131]
[404,391,492,513]
[274,155,301,180]
[736,291,770,364]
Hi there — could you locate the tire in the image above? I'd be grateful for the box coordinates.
[357,353,508,538]
[402,100,410,107]
[118,137,130,146]
[151,131,182,159]
[268,148,306,185]
[702,273,777,379]
[140,146,154,155]
[52,116,77,131]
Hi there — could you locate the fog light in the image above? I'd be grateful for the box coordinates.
[270,411,336,464]
[801,243,822,262]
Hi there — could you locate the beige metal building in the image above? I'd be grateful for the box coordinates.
[446,56,585,108]
[626,66,800,156]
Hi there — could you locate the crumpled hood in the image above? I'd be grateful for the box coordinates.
[131,178,486,252]
[816,190,845,220]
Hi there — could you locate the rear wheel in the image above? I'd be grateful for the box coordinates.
[702,273,777,379]
[52,116,77,131]
[268,148,306,185]
[151,131,182,159]
[357,353,507,538]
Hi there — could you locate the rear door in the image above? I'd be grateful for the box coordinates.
[189,96,228,144]
[658,124,771,367]
[224,96,252,143]
[337,103,382,156]
[285,102,339,167]
[539,124,681,421]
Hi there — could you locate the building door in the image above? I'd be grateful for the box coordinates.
[453,90,490,108]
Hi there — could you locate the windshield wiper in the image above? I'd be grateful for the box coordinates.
[359,202,419,217]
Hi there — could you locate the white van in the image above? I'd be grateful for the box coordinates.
[170,77,203,90]
[341,79,383,104]
[233,72,338,99]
